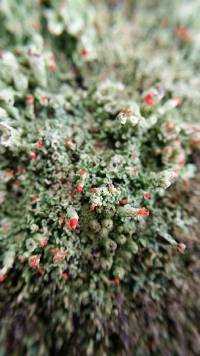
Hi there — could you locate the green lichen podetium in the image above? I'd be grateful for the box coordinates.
[0,0,200,355]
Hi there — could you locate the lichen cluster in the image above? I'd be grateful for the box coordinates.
[0,1,200,355]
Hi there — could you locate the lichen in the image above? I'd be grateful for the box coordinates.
[0,1,200,355]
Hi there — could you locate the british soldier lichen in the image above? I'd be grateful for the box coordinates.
[0,0,200,355]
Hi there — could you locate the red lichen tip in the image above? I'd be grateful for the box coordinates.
[30,152,37,160]
[143,192,151,200]
[175,26,191,41]
[48,62,57,72]
[0,273,5,283]
[179,159,186,165]
[90,203,98,211]
[144,92,155,106]
[76,183,84,193]
[64,139,76,149]
[136,208,150,216]
[163,146,172,155]
[29,255,40,268]
[18,255,25,263]
[173,97,182,106]
[90,187,98,193]
[48,53,56,61]
[80,169,87,177]
[67,217,78,230]
[40,239,48,248]
[41,95,48,104]
[191,140,200,146]
[62,272,69,281]
[26,95,34,106]
[31,195,39,202]
[16,167,25,175]
[5,169,15,177]
[35,140,44,150]
[80,48,89,57]
[32,21,40,30]
[112,277,120,286]
[52,250,65,263]
[120,198,128,206]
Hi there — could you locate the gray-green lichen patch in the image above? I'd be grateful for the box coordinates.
[0,0,200,355]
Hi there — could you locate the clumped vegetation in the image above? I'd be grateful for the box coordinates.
[0,1,200,355]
